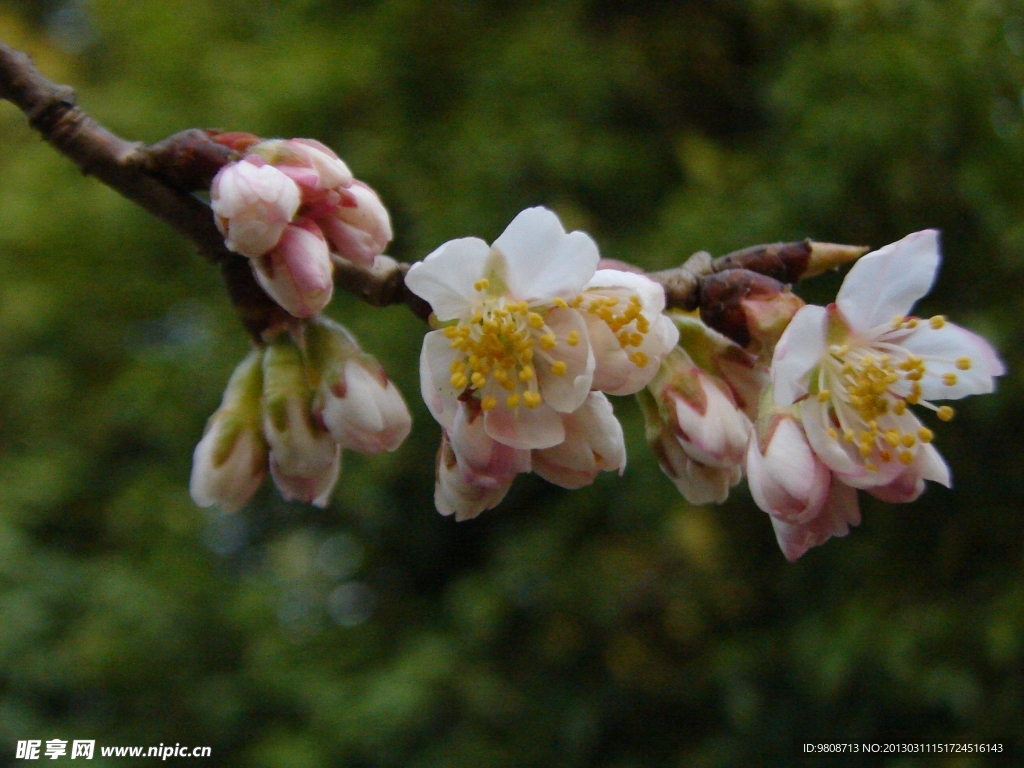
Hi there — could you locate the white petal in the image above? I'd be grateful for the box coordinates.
[484,400,565,450]
[585,270,667,313]
[898,321,1005,400]
[836,229,940,331]
[419,331,462,430]
[535,308,594,412]
[800,398,867,479]
[771,304,828,406]
[405,237,490,321]
[746,418,829,523]
[492,207,599,300]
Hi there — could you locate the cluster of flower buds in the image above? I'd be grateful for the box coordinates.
[638,313,766,505]
[190,317,411,511]
[642,229,1004,560]
[406,207,678,520]
[210,137,392,318]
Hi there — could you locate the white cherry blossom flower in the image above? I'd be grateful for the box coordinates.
[408,207,676,451]
[772,229,1004,491]
[211,156,301,258]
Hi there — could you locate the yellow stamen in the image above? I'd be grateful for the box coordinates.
[551,361,567,376]
[901,433,916,448]
[955,357,971,370]
[505,393,520,408]
[629,351,649,367]
[450,373,468,389]
[942,372,957,386]
[817,390,831,402]
[473,278,489,291]
[918,427,934,443]
[566,330,580,346]
[480,396,497,411]
[929,315,946,329]
[937,406,954,421]
[899,450,914,465]
[527,312,545,329]
[522,391,542,408]
[827,427,839,440]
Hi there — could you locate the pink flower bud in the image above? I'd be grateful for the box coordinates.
[211,157,301,258]
[651,347,752,469]
[262,336,340,507]
[252,138,353,194]
[434,432,516,522]
[305,318,412,454]
[252,218,334,318]
[190,350,268,512]
[647,419,741,504]
[319,181,393,268]
[746,413,830,523]
[532,392,626,489]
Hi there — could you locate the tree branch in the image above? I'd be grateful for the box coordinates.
[0,40,866,346]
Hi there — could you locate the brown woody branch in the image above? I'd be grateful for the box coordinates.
[0,41,864,346]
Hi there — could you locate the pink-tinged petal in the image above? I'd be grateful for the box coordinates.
[269,448,341,508]
[746,417,830,524]
[226,216,290,259]
[533,392,626,489]
[836,229,940,332]
[800,398,867,479]
[484,400,566,450]
[666,374,751,469]
[319,181,392,268]
[656,432,740,504]
[253,222,334,318]
[419,330,462,430]
[769,480,860,562]
[405,237,491,321]
[435,434,514,521]
[450,403,529,488]
[865,442,949,503]
[898,321,1005,400]
[190,419,267,512]
[492,207,599,300]
[771,304,828,406]
[535,308,594,412]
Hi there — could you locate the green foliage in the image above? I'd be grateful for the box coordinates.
[1,0,1022,765]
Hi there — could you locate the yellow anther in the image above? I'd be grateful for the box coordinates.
[527,312,545,329]
[917,427,934,443]
[636,316,650,333]
[906,392,920,405]
[450,360,466,374]
[906,318,919,328]
[450,338,465,350]
[629,332,644,347]
[843,429,855,443]
[480,396,497,411]
[892,315,904,328]
[827,427,839,440]
[906,370,923,381]
[817,390,831,403]
[540,333,557,350]
[865,463,878,472]
[859,443,873,458]
[884,431,900,447]
[567,330,580,347]
[551,360,567,376]
[553,297,568,309]
[450,373,468,389]
[501,377,516,391]
[471,372,487,389]
[522,391,542,409]
[474,278,489,291]
[471,310,483,324]
[617,331,631,346]
[929,315,946,329]
[955,357,971,370]
[505,393,520,408]
[518,365,535,382]
[942,372,958,386]
[521,348,534,363]
[879,450,892,463]
[629,351,649,367]
[443,326,460,339]
[899,450,915,465]
[900,433,916,448]
[937,406,954,422]
[570,296,583,308]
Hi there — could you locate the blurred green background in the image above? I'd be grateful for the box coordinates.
[1,0,1022,765]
